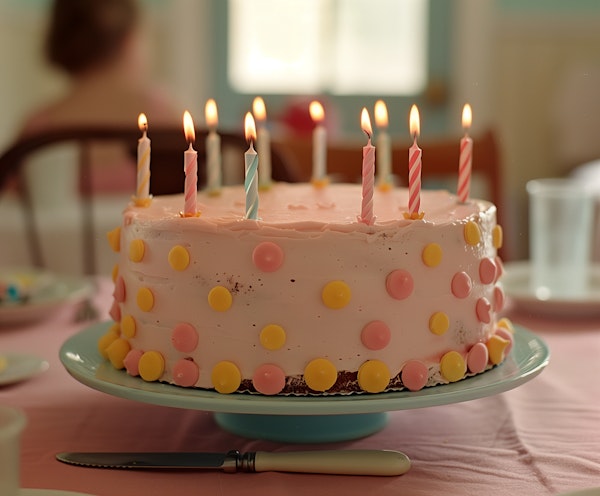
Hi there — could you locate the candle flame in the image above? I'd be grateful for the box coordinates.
[361,107,373,139]
[183,110,195,143]
[374,100,388,128]
[462,103,472,130]
[138,113,148,132]
[409,104,420,139]
[252,96,267,122]
[205,99,218,129]
[244,112,256,144]
[309,101,325,124]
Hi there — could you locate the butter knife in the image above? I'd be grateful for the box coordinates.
[56,449,410,476]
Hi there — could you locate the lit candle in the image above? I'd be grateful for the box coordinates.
[309,101,327,186]
[406,104,423,219]
[457,103,473,203]
[359,108,376,225]
[135,113,152,206]
[244,112,259,220]
[374,100,392,191]
[205,99,221,195]
[182,110,198,217]
[252,96,272,189]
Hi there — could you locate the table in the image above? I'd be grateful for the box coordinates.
[2,278,599,496]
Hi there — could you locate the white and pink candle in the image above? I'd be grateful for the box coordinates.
[135,113,151,205]
[309,101,327,185]
[407,105,422,218]
[244,112,259,220]
[457,103,473,203]
[182,110,198,217]
[359,108,376,225]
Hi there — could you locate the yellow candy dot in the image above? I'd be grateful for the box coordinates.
[121,315,136,338]
[487,335,510,365]
[106,226,121,252]
[137,287,154,312]
[422,243,443,267]
[440,351,467,383]
[259,324,286,351]
[129,239,145,263]
[497,317,515,334]
[168,245,190,271]
[138,351,165,382]
[429,312,450,335]
[304,358,337,392]
[98,326,121,359]
[464,221,481,246]
[106,338,131,370]
[321,280,352,309]
[492,225,503,249]
[208,286,232,312]
[358,360,391,393]
[211,361,241,394]
[111,263,119,283]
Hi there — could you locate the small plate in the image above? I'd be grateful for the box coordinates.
[502,261,600,318]
[0,353,49,386]
[0,268,93,326]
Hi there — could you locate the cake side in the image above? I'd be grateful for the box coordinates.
[101,183,512,395]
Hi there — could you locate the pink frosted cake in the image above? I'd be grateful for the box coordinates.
[100,183,513,396]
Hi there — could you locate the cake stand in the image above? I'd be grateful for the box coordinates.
[60,322,549,443]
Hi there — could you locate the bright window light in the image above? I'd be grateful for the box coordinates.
[228,0,428,95]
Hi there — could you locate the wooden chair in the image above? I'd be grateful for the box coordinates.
[0,126,300,274]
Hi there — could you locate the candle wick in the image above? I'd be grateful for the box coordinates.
[187,142,194,151]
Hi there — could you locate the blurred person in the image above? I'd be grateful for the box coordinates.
[18,0,179,195]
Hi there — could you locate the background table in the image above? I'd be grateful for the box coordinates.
[1,278,599,495]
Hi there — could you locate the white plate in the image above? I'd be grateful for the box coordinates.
[59,322,549,416]
[0,353,49,386]
[502,261,600,318]
[0,268,92,326]
[20,490,96,496]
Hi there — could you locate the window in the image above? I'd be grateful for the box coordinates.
[228,0,428,96]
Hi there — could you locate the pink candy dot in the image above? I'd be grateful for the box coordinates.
[252,364,286,395]
[113,276,126,303]
[494,287,505,312]
[252,242,284,272]
[109,299,121,322]
[476,297,492,323]
[386,270,414,300]
[171,323,199,353]
[361,321,391,350]
[451,272,472,299]
[123,349,143,376]
[479,258,497,285]
[467,342,489,374]
[401,360,428,391]
[495,328,514,355]
[172,359,199,387]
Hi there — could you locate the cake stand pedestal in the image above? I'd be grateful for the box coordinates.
[60,323,549,443]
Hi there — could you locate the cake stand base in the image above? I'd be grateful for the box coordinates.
[213,412,389,443]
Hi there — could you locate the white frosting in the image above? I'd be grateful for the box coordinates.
[110,183,504,394]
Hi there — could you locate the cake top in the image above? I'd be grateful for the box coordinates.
[125,183,494,233]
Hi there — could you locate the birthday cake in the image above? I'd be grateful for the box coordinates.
[100,183,513,395]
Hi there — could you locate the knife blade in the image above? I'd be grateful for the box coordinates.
[56,449,410,476]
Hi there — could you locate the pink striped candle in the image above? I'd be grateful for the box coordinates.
[135,113,151,206]
[457,103,473,203]
[182,111,198,216]
[407,105,422,217]
[244,112,259,220]
[359,108,376,225]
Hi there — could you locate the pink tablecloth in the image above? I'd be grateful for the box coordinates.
[2,279,599,496]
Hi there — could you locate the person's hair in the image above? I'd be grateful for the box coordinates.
[45,0,139,75]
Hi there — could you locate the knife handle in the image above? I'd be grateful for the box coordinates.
[249,450,410,476]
